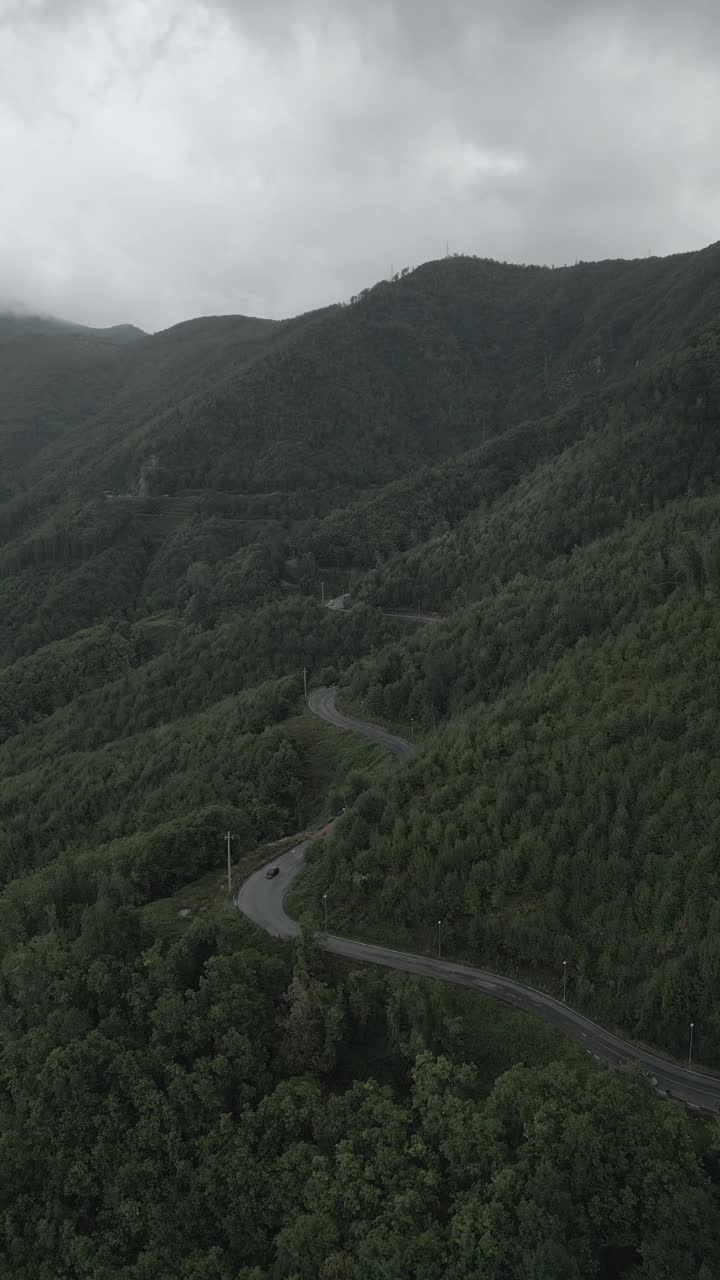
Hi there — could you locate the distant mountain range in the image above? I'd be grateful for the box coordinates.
[0,308,146,344]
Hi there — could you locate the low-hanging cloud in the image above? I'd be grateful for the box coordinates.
[1,0,719,330]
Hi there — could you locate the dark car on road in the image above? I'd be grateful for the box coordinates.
[265,866,280,880]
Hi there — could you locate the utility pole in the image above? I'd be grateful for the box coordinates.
[437,919,442,958]
[226,831,233,895]
[303,666,308,700]
[562,959,567,1003]
[323,892,328,931]
[689,1021,695,1066]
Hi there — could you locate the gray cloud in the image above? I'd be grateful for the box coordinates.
[1,0,719,330]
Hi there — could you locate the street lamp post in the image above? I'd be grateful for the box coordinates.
[437,919,442,959]
[562,959,567,1003]
[323,893,328,931]
[410,716,415,740]
[225,831,233,895]
[689,1021,695,1067]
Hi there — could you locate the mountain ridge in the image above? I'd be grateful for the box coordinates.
[0,308,147,343]
[6,241,720,1276]
[6,241,720,507]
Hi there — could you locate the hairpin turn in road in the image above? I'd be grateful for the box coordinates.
[236,686,720,1113]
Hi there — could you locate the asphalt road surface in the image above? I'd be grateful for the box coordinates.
[381,608,441,624]
[307,685,416,763]
[326,594,439,624]
[236,690,720,1112]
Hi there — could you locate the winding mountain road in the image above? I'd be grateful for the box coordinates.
[236,686,720,1113]
[307,685,416,763]
[326,593,439,624]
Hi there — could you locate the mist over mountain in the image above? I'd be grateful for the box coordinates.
[0,307,146,342]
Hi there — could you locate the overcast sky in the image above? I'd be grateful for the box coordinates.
[2,0,719,331]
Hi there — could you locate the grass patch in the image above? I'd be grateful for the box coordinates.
[286,707,394,825]
[137,610,183,654]
[142,833,299,942]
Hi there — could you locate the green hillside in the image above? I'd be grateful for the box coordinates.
[0,311,146,342]
[295,324,720,1060]
[8,241,720,507]
[0,311,291,491]
[0,311,148,478]
[4,249,720,1278]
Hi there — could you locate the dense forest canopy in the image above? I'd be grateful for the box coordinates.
[3,247,720,1277]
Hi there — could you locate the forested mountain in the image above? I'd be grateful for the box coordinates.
[4,247,720,1278]
[0,310,146,342]
[8,240,720,506]
[0,311,287,485]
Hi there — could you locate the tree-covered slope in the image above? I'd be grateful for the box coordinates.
[7,240,720,510]
[59,239,720,499]
[303,556,720,1054]
[0,332,128,478]
[308,321,720,579]
[0,312,290,493]
[5,247,720,1277]
[0,310,146,342]
[293,327,720,1060]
